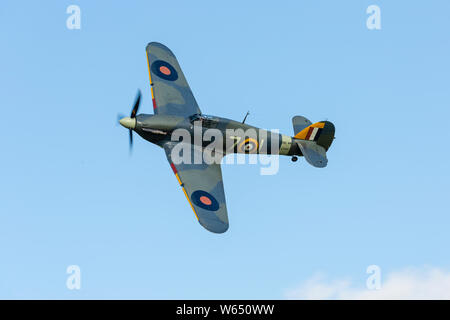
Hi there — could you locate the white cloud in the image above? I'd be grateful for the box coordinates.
[285,267,450,299]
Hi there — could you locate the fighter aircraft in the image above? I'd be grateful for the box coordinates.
[118,42,335,233]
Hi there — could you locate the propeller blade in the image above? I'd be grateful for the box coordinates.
[129,129,133,153]
[130,90,141,118]
[118,89,140,154]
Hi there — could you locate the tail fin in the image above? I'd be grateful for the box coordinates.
[293,120,335,151]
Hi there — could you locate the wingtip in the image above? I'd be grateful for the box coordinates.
[200,220,229,234]
[146,42,175,55]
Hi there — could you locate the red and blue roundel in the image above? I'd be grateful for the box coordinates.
[238,138,259,153]
[191,190,219,211]
[151,60,178,81]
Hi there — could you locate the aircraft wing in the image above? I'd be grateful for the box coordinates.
[163,142,229,233]
[146,42,202,117]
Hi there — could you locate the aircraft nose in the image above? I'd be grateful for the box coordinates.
[119,117,136,129]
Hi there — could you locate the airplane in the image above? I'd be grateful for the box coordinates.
[118,42,335,234]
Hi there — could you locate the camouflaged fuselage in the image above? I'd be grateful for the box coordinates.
[134,113,302,157]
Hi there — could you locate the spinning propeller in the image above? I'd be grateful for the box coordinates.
[118,90,141,153]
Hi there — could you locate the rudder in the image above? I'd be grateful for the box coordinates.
[294,121,335,151]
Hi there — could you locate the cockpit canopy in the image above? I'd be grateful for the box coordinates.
[189,114,219,128]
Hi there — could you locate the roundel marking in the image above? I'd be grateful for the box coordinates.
[159,66,171,75]
[238,138,259,154]
[200,196,212,205]
[191,190,219,211]
[151,60,178,81]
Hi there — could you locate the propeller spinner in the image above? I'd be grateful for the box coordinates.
[119,89,141,152]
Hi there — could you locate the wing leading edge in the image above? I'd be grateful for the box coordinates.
[163,142,229,233]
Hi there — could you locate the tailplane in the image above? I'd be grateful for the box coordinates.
[295,140,327,168]
[292,116,312,135]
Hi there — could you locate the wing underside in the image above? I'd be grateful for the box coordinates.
[163,142,229,233]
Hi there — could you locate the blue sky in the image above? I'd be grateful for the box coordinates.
[1,1,450,299]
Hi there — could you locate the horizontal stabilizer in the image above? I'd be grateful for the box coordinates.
[292,116,312,135]
[296,140,328,168]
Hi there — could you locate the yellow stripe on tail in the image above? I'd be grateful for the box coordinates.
[293,120,335,152]
[294,122,325,140]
